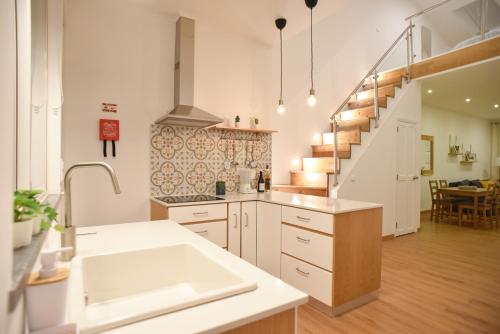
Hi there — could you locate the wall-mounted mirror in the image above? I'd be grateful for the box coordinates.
[421,135,434,176]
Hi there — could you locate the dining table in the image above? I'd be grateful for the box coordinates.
[436,187,489,225]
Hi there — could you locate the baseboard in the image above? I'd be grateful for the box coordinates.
[382,234,395,241]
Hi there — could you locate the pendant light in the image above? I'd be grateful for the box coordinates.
[305,0,318,107]
[275,18,287,114]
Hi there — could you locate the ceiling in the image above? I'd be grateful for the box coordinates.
[421,58,500,119]
[125,0,350,45]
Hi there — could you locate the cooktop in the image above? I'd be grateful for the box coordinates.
[155,195,224,204]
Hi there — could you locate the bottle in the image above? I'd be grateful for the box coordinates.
[264,164,271,192]
[258,171,265,193]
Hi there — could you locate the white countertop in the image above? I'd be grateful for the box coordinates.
[152,191,382,214]
[69,220,308,333]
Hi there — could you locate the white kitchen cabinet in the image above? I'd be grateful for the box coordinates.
[241,201,257,265]
[228,202,241,257]
[257,202,281,277]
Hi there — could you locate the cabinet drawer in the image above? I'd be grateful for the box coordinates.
[282,224,333,271]
[185,221,227,248]
[282,206,333,234]
[168,204,227,223]
[281,253,332,306]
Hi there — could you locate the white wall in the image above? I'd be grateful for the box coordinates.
[420,105,492,211]
[62,0,272,226]
[0,0,17,331]
[336,82,422,237]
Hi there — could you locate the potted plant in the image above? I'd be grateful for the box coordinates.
[13,191,39,248]
[234,115,240,128]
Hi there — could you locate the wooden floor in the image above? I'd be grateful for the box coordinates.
[298,215,500,333]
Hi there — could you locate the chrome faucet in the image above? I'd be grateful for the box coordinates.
[61,162,121,260]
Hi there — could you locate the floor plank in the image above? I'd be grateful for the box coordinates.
[298,216,500,333]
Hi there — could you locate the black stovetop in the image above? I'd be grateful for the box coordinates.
[155,195,224,204]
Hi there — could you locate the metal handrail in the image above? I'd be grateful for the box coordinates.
[329,24,413,122]
[329,0,487,191]
[405,0,454,21]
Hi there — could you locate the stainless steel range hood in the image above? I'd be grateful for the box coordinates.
[155,17,223,128]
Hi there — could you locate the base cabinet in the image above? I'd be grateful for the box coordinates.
[257,202,281,277]
[241,201,257,265]
[228,202,241,257]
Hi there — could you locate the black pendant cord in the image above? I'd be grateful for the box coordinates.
[280,29,283,101]
[310,8,314,90]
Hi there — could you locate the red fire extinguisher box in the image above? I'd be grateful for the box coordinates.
[99,119,119,141]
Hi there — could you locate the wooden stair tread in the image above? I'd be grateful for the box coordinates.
[272,185,328,197]
[322,128,361,145]
[290,170,328,187]
[273,184,327,190]
[312,143,350,159]
[348,96,387,109]
[337,118,370,132]
[302,157,335,173]
[354,84,396,101]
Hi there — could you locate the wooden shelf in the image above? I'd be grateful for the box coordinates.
[214,126,278,134]
[460,160,478,164]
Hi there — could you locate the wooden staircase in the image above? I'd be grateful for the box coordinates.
[273,68,407,197]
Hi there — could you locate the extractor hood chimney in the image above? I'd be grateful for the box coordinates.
[155,17,223,128]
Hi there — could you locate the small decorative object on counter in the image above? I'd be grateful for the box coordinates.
[234,115,240,128]
[258,171,265,193]
[25,248,73,332]
[216,181,226,196]
[250,117,259,129]
[264,164,271,191]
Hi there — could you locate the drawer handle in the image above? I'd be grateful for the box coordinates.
[296,236,310,244]
[195,230,208,236]
[193,211,209,216]
[296,267,310,277]
[296,216,310,222]
[233,213,238,228]
[244,212,249,227]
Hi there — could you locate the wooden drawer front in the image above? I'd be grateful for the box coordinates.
[282,224,333,271]
[168,204,227,223]
[185,221,227,248]
[281,254,332,306]
[282,206,333,234]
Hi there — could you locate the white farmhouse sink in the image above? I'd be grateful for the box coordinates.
[72,244,257,334]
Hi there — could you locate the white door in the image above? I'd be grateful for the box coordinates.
[241,201,257,265]
[227,202,241,257]
[257,202,281,277]
[396,121,418,236]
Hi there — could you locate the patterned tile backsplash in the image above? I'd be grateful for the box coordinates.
[150,125,272,196]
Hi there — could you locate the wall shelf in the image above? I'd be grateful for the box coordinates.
[460,160,478,164]
[214,126,278,134]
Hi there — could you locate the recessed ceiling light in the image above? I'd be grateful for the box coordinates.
[465,98,471,102]
[495,104,499,109]
[427,89,433,94]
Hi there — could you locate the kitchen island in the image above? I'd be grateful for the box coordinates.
[150,191,383,317]
[69,220,308,333]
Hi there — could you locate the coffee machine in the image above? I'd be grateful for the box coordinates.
[237,168,257,194]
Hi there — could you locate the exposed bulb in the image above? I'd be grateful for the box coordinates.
[307,89,317,107]
[277,99,286,114]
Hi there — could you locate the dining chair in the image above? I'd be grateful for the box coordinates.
[438,179,448,188]
[429,180,452,222]
[458,183,497,228]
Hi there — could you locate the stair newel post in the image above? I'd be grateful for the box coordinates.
[480,0,486,40]
[333,118,339,187]
[409,20,414,66]
[405,26,411,83]
[373,70,379,128]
